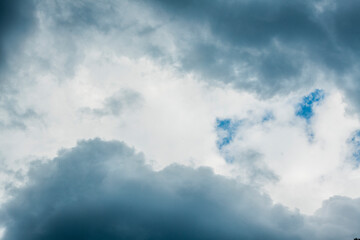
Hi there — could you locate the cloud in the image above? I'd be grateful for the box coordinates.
[312,196,360,239]
[135,0,360,110]
[0,139,303,239]
[0,95,40,130]
[0,0,37,131]
[24,0,360,113]
[142,0,323,90]
[215,117,279,185]
[0,138,359,240]
[79,89,143,117]
[10,0,357,111]
[0,0,358,112]
[29,0,174,81]
[0,0,36,78]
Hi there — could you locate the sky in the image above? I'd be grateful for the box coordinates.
[0,0,360,239]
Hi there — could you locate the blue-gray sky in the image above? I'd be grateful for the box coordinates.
[0,0,360,239]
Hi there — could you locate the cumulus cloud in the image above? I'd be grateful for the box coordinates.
[0,139,359,240]
[312,196,360,239]
[0,139,300,239]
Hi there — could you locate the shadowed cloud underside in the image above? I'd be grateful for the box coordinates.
[0,139,359,240]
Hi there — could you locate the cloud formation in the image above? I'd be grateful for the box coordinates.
[0,139,299,239]
[0,139,359,240]
[79,89,143,117]
[23,0,360,112]
[0,0,35,77]
[1,1,360,239]
[144,0,360,99]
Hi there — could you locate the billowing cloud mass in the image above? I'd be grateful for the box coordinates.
[144,0,360,103]
[0,139,358,240]
[1,0,360,239]
[21,0,360,106]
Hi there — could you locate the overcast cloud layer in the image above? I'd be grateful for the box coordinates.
[1,0,360,239]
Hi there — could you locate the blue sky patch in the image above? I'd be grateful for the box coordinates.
[262,111,274,122]
[216,118,240,150]
[296,89,324,120]
[350,130,360,166]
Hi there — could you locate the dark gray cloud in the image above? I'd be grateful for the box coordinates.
[312,196,360,239]
[0,0,352,108]
[143,0,359,96]
[30,0,360,111]
[0,138,359,240]
[0,139,300,239]
[165,0,360,114]
[0,0,37,131]
[0,0,36,76]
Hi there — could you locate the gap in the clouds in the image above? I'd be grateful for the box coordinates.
[216,112,274,163]
[350,130,360,167]
[296,89,325,142]
[215,118,241,151]
[262,111,274,122]
[296,89,325,121]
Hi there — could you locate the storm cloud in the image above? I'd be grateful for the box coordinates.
[143,0,360,100]
[24,0,360,111]
[0,139,358,240]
